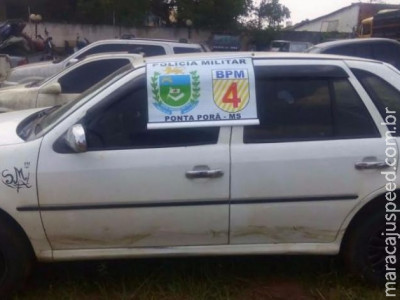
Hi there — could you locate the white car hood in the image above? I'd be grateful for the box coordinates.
[0,108,43,146]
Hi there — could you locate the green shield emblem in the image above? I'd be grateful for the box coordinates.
[159,75,192,108]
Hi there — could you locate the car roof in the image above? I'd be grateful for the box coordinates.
[89,38,202,48]
[82,53,144,62]
[138,51,382,68]
[312,38,400,50]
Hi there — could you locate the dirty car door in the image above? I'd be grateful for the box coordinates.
[36,72,230,249]
[230,61,391,244]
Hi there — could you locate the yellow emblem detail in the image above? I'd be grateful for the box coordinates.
[164,67,184,74]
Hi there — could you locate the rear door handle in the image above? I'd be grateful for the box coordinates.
[186,165,224,179]
[355,160,390,170]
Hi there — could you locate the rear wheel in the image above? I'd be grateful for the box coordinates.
[0,216,34,297]
[343,209,391,284]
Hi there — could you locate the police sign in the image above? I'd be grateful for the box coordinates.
[147,57,258,129]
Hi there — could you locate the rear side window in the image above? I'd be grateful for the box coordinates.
[354,44,372,59]
[77,44,166,59]
[173,47,202,54]
[325,45,355,56]
[244,67,378,143]
[58,59,130,94]
[352,68,400,136]
[372,43,400,69]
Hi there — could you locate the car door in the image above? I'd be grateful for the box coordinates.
[36,69,230,250]
[36,58,131,108]
[230,60,393,244]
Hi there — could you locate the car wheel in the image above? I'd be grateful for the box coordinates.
[343,209,390,284]
[0,216,34,297]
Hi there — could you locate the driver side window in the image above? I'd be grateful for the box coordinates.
[83,78,219,150]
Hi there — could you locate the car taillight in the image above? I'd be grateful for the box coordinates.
[18,58,28,66]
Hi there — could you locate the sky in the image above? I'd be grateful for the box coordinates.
[275,0,400,25]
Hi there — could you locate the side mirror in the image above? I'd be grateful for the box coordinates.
[65,124,87,153]
[65,58,79,68]
[40,82,62,95]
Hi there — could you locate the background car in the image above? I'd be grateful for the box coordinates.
[0,53,141,112]
[3,38,205,86]
[269,40,313,52]
[306,37,400,70]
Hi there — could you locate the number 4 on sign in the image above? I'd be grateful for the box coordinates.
[222,82,241,108]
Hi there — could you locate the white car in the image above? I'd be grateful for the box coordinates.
[3,38,204,86]
[0,53,141,113]
[0,52,399,296]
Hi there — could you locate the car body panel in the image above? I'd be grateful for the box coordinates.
[0,109,51,258]
[0,53,397,263]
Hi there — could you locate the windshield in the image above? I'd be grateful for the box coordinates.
[24,64,134,140]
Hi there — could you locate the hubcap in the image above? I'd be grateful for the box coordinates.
[367,225,386,274]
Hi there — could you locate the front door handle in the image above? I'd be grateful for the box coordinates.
[186,165,224,179]
[355,160,390,170]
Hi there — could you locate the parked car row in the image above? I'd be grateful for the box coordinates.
[2,38,204,86]
[0,49,399,297]
[0,38,205,112]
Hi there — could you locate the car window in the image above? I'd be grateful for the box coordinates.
[372,43,400,69]
[76,44,166,59]
[352,68,400,136]
[325,45,355,56]
[173,47,202,54]
[354,44,372,59]
[57,59,130,94]
[83,76,219,150]
[244,70,378,143]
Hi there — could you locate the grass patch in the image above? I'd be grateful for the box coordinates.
[14,255,387,300]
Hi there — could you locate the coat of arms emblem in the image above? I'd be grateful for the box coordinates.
[150,67,200,115]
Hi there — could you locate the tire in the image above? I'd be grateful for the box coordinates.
[342,209,393,284]
[0,216,34,298]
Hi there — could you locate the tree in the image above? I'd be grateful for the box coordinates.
[173,0,253,30]
[252,0,290,29]
[77,0,151,26]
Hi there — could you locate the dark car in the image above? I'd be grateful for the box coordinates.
[307,38,400,70]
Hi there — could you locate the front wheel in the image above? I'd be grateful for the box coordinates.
[342,209,396,284]
[0,216,34,297]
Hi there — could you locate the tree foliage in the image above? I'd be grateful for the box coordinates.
[251,0,290,29]
[3,0,257,29]
[172,0,253,29]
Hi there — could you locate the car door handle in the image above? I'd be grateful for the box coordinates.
[186,165,224,179]
[354,161,390,170]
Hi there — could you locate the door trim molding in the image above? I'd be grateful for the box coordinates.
[17,195,358,212]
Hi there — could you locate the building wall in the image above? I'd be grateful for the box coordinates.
[295,5,360,33]
[24,22,211,47]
